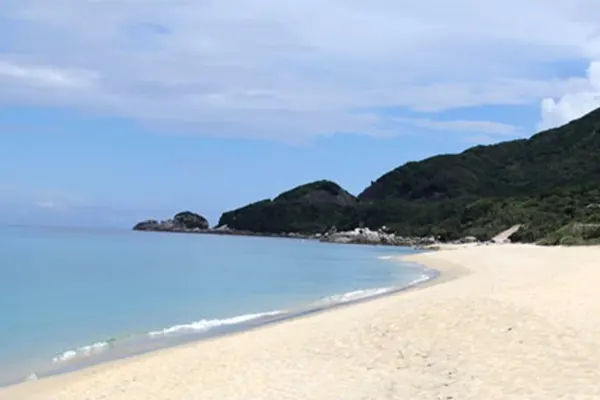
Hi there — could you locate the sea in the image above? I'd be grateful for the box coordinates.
[0,225,436,387]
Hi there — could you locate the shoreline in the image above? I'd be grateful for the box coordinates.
[6,244,599,399]
[0,251,439,391]
[133,227,443,249]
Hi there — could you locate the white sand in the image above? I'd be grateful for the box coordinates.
[3,244,600,399]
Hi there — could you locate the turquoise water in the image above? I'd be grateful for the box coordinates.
[0,226,433,386]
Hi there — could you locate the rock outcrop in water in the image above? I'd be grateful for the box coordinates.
[133,211,209,232]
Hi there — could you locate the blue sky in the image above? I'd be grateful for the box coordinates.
[1,0,600,227]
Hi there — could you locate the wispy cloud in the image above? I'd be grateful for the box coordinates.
[36,200,62,210]
[0,60,98,89]
[394,117,520,135]
[1,0,600,139]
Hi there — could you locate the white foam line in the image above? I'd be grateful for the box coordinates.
[147,310,283,337]
[50,274,434,366]
[52,341,111,363]
[315,287,394,305]
[51,310,284,364]
[313,273,433,307]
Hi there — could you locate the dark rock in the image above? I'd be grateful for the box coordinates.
[133,219,161,231]
[133,211,209,232]
[173,211,209,230]
[459,236,478,244]
[319,227,439,248]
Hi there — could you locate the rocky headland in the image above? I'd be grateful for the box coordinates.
[133,107,600,246]
[133,213,495,249]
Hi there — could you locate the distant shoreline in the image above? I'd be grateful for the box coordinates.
[132,225,445,249]
[133,226,314,240]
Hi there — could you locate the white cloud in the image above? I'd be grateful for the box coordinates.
[539,61,600,129]
[36,201,60,209]
[2,0,600,140]
[0,61,98,89]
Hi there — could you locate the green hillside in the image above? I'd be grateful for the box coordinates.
[218,108,600,242]
[217,180,357,234]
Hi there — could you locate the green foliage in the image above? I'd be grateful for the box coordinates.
[219,108,600,242]
[538,222,600,246]
[274,180,355,205]
[218,181,357,234]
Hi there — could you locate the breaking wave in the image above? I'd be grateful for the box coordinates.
[51,310,283,365]
[52,340,114,363]
[146,310,283,337]
[50,274,435,368]
[314,273,432,306]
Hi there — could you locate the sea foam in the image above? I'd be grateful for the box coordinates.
[52,341,111,363]
[314,273,431,306]
[316,287,394,305]
[51,310,283,364]
[50,275,434,366]
[147,310,283,337]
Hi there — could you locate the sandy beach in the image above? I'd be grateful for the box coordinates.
[3,243,600,399]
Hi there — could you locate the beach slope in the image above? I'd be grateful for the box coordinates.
[3,244,600,399]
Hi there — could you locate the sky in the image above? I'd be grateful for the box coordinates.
[2,0,600,227]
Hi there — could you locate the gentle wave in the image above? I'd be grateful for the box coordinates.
[147,310,283,337]
[51,310,283,364]
[405,273,432,288]
[314,273,431,306]
[315,287,394,305]
[50,274,434,366]
[52,340,113,363]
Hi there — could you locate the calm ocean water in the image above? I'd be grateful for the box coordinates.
[0,226,434,386]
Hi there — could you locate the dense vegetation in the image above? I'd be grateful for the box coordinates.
[218,180,357,233]
[218,108,600,243]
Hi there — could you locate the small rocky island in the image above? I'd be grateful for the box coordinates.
[134,211,209,232]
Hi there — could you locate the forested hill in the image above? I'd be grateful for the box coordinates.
[217,180,357,234]
[359,108,600,201]
[218,107,600,243]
